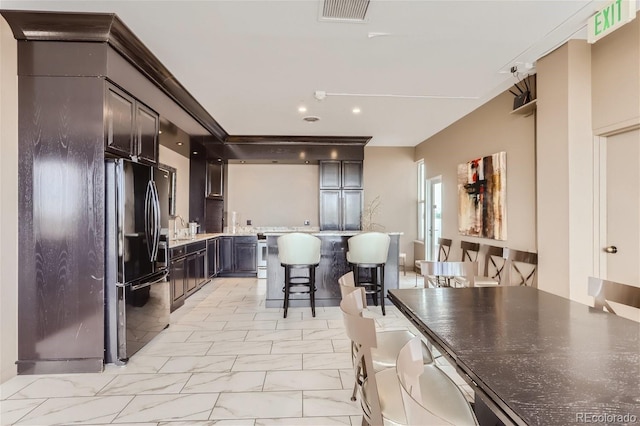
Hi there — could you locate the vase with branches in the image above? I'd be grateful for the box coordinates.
[361,195,384,231]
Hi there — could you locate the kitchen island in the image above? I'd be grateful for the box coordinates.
[264,231,401,308]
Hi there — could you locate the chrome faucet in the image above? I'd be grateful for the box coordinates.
[173,214,187,238]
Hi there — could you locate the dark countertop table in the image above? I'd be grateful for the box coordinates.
[388,286,640,426]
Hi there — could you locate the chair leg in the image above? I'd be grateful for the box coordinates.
[379,265,385,316]
[283,266,290,318]
[309,266,316,318]
[371,267,379,306]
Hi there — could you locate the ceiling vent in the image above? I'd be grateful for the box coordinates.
[321,0,370,22]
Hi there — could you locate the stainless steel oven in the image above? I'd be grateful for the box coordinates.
[257,234,267,279]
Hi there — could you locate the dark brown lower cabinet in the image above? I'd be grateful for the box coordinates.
[219,237,234,274]
[218,236,257,277]
[170,246,187,313]
[171,240,208,311]
[207,237,220,278]
[234,238,257,274]
[170,256,186,312]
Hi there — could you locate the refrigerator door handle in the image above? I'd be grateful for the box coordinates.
[144,180,154,262]
[130,270,168,291]
[150,180,161,262]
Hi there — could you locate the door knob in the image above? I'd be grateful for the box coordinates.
[604,246,618,254]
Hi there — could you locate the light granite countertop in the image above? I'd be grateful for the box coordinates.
[262,231,403,237]
[167,230,403,248]
[167,232,256,248]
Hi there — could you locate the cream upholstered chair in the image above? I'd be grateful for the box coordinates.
[340,289,408,425]
[338,273,434,401]
[277,232,321,318]
[420,261,477,288]
[396,337,478,425]
[341,291,465,426]
[346,232,391,315]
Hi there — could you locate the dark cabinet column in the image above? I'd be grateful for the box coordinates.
[17,75,106,374]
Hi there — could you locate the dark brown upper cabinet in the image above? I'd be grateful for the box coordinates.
[342,161,363,189]
[136,103,159,163]
[106,83,159,164]
[320,160,363,190]
[319,160,363,231]
[206,161,224,198]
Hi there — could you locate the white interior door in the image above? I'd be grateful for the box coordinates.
[426,177,442,261]
[599,128,640,320]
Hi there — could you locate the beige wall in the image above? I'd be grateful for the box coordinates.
[159,145,190,222]
[363,147,417,264]
[227,164,319,228]
[414,91,537,263]
[0,17,19,383]
[536,15,640,307]
[591,16,640,134]
[537,41,594,299]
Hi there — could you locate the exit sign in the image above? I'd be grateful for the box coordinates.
[588,0,636,43]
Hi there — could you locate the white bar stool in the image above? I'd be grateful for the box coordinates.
[346,232,390,315]
[277,232,321,318]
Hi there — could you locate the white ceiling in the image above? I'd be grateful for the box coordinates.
[1,0,616,146]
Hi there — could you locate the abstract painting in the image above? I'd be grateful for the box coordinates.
[457,151,507,240]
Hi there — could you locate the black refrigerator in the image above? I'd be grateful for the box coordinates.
[105,158,171,364]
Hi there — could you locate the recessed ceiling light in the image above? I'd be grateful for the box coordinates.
[298,106,307,113]
[217,158,222,162]
[352,107,361,114]
[158,130,163,134]
[241,160,246,164]
[303,116,320,122]
[305,160,309,164]
[192,151,198,155]
[176,141,183,146]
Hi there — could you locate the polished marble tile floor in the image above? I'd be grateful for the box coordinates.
[1,273,473,426]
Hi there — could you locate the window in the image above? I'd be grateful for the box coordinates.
[417,160,425,241]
